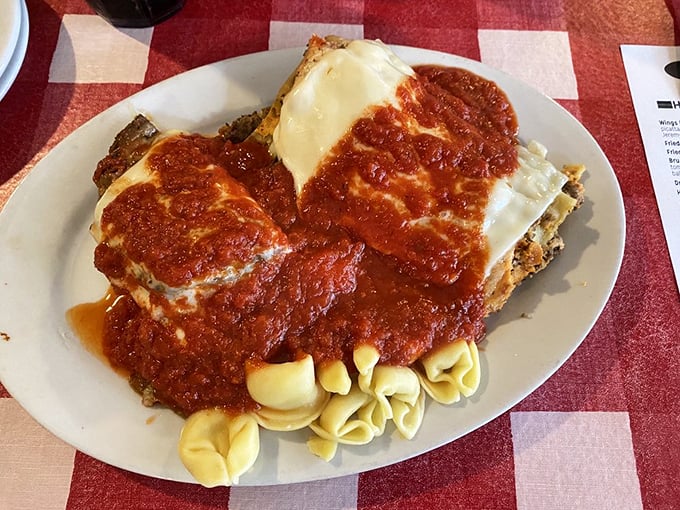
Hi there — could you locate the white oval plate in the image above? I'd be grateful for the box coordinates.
[0,46,625,485]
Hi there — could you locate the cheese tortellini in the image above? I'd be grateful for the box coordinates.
[178,409,260,487]
[416,339,481,404]
[246,355,330,430]
[178,338,480,486]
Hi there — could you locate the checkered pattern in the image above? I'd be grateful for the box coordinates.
[1,0,679,508]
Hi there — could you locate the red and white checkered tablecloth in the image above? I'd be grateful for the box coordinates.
[1,1,678,508]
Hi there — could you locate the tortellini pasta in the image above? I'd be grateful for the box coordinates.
[317,359,352,395]
[246,354,323,410]
[246,354,330,430]
[416,339,480,405]
[309,386,376,446]
[354,344,423,436]
[178,409,260,487]
[179,338,481,485]
[391,388,426,440]
[252,386,329,431]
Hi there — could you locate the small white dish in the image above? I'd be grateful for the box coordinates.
[0,0,21,77]
[0,0,28,101]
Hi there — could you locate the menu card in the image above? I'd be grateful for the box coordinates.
[621,45,680,292]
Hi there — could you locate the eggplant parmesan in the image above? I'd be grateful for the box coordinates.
[83,36,585,485]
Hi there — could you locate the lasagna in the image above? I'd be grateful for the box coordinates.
[87,36,584,486]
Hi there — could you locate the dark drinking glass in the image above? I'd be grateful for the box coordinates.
[86,0,185,28]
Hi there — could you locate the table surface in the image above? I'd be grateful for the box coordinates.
[1,1,679,509]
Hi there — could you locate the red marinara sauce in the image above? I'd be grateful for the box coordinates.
[92,65,519,417]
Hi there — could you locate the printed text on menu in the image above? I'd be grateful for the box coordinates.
[622,45,680,292]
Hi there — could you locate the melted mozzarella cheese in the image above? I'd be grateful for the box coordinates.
[92,132,290,318]
[91,132,176,243]
[485,141,567,273]
[272,39,567,275]
[273,39,415,195]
